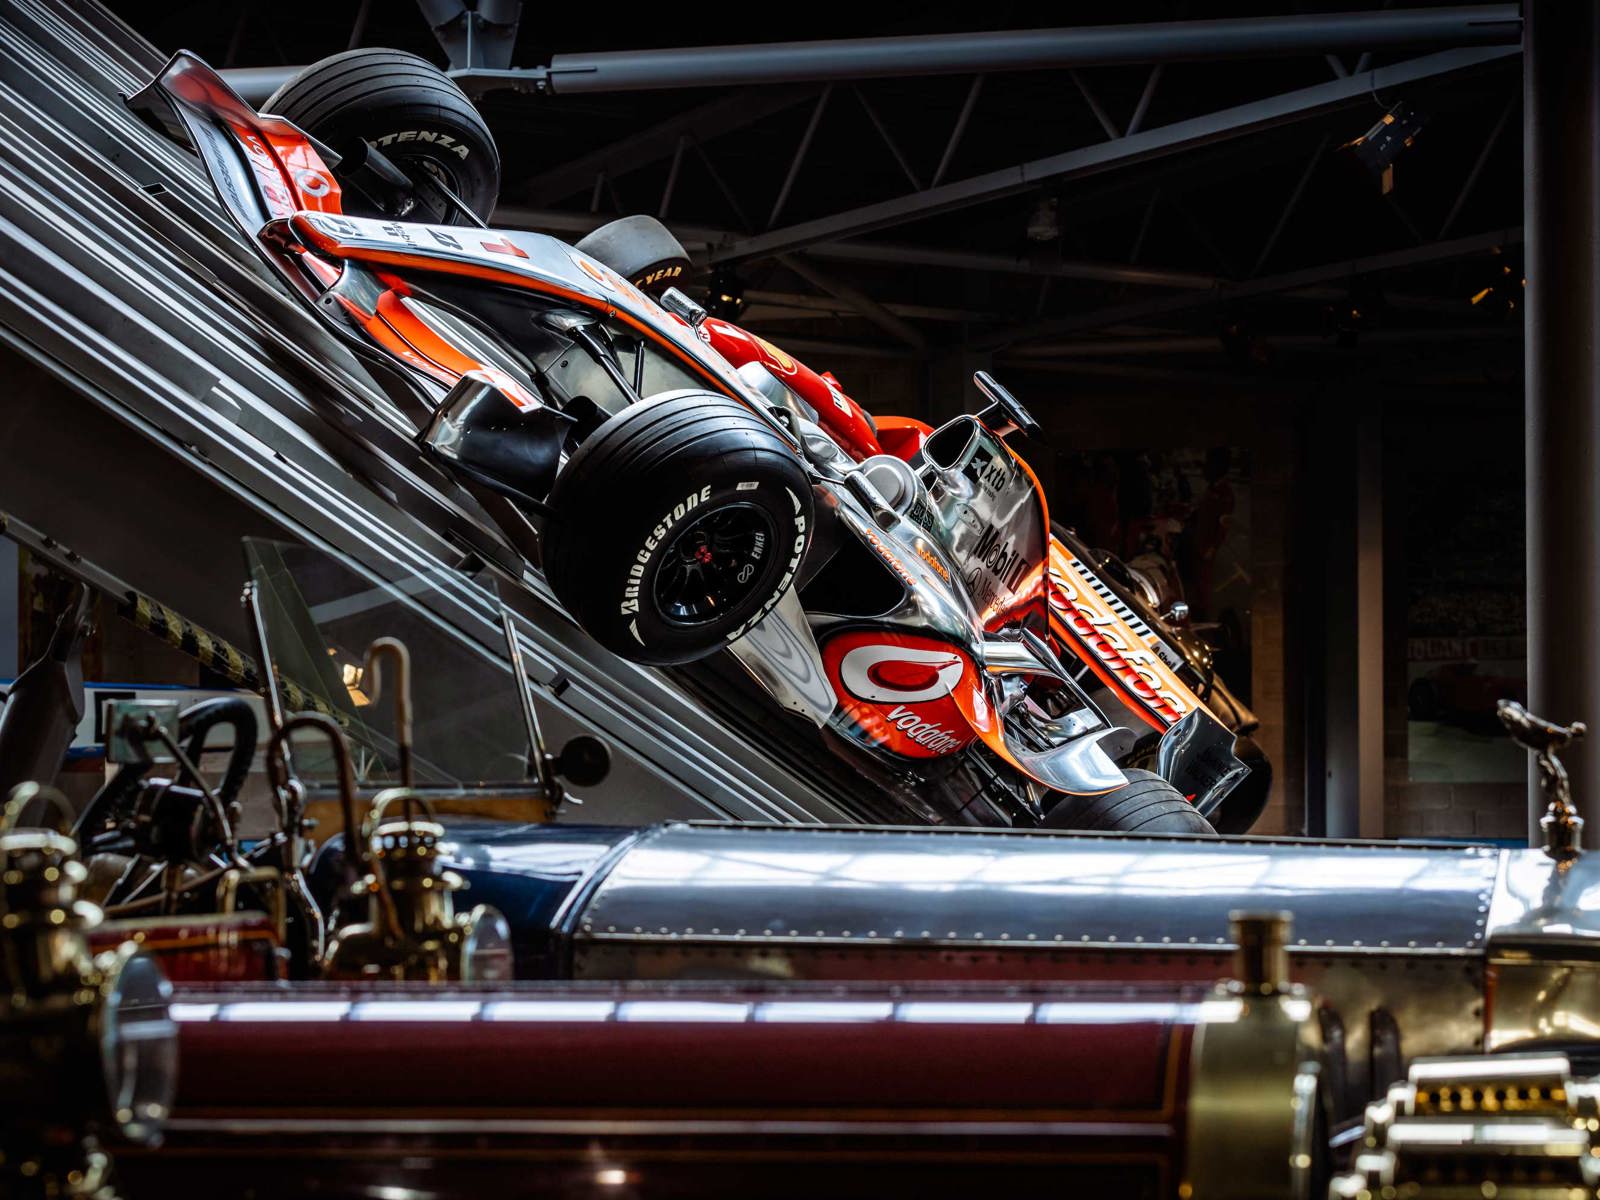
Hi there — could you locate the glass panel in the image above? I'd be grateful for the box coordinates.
[243,539,530,786]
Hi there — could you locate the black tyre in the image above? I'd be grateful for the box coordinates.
[1044,769,1215,834]
[574,215,693,296]
[543,392,813,666]
[1209,733,1272,835]
[264,48,500,224]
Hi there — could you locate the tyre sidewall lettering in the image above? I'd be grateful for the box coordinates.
[620,483,713,618]
[613,478,807,646]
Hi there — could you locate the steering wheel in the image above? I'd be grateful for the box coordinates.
[973,371,1042,440]
[74,696,258,845]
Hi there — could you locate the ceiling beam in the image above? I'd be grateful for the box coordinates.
[520,87,814,207]
[806,240,1216,289]
[743,289,1008,324]
[222,6,1519,102]
[705,45,1520,266]
[460,6,1520,96]
[777,254,928,350]
[491,204,1219,289]
[976,226,1524,350]
[1007,327,1522,358]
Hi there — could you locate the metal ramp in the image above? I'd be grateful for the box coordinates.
[0,0,887,825]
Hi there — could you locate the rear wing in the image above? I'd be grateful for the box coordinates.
[127,51,345,243]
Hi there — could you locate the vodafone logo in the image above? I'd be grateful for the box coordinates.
[839,643,964,704]
[884,706,965,754]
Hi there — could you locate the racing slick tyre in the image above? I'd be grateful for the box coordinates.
[263,49,499,225]
[1042,769,1216,835]
[574,216,694,297]
[543,392,813,666]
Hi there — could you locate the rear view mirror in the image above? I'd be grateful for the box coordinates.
[973,371,1043,441]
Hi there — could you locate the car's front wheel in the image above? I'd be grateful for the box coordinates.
[542,392,813,666]
[263,49,500,225]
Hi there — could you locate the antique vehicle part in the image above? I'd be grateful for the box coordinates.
[0,784,176,1199]
[1187,912,1325,1200]
[120,920,1325,1199]
[1483,702,1600,1065]
[323,790,513,982]
[1330,1052,1600,1198]
[1499,699,1587,859]
[73,697,288,945]
[399,818,1593,1127]
[0,582,92,804]
[296,627,513,982]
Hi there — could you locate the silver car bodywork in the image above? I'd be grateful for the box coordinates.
[442,820,1600,1118]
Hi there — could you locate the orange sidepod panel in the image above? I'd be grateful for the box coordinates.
[820,630,994,760]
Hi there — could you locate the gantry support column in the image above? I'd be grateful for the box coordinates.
[1525,0,1600,846]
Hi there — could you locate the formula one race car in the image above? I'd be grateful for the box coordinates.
[131,49,1266,834]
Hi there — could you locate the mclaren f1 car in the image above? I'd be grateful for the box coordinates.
[130,48,1266,833]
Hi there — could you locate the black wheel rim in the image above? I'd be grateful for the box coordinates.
[399,155,467,223]
[652,502,778,626]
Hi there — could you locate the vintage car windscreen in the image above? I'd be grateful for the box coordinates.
[243,538,530,786]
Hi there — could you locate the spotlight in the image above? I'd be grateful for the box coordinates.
[706,267,745,321]
[1341,101,1425,194]
[1465,246,1524,316]
[1323,279,1382,349]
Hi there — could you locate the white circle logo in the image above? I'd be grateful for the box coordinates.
[839,644,965,704]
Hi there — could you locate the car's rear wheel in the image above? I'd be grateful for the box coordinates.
[574,216,694,297]
[1044,769,1216,834]
[263,49,499,225]
[543,392,813,666]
